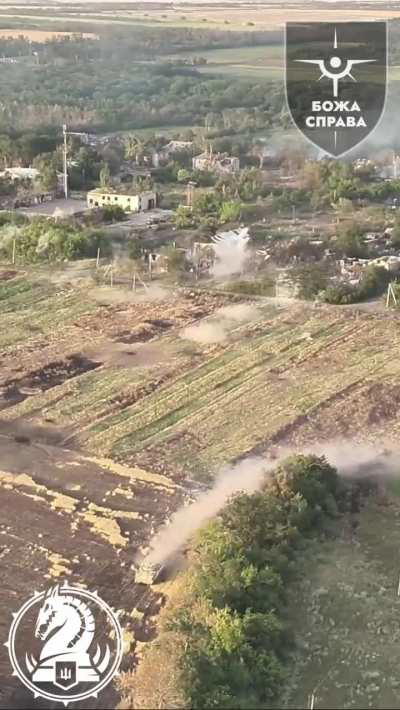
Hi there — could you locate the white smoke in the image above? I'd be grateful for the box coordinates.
[145,455,270,567]
[180,302,261,345]
[211,227,250,278]
[144,440,400,568]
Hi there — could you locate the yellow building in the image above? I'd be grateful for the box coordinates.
[87,189,156,213]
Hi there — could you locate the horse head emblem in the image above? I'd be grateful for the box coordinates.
[35,585,65,641]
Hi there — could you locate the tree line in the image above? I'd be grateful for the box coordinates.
[119,454,347,709]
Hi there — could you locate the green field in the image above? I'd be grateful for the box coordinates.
[168,44,283,65]
[283,492,400,709]
[2,270,400,482]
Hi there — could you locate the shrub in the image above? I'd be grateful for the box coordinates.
[120,455,344,710]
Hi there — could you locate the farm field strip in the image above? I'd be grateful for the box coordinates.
[82,317,382,462]
[2,273,400,480]
[2,6,400,31]
[0,281,99,350]
[2,300,390,472]
[115,325,400,471]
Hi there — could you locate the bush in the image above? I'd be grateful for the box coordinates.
[291,263,330,300]
[225,278,274,296]
[101,205,126,223]
[322,281,357,305]
[0,219,111,263]
[121,455,344,710]
[322,265,390,305]
[336,223,367,258]
[0,211,28,227]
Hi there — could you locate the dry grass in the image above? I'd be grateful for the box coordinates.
[0,29,98,41]
[2,3,400,32]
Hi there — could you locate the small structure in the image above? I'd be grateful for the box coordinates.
[118,162,152,183]
[339,255,400,283]
[192,147,240,175]
[371,255,400,273]
[0,167,40,181]
[158,140,193,162]
[87,188,156,213]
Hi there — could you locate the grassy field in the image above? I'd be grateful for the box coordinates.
[168,44,284,66]
[2,268,400,482]
[2,3,400,32]
[283,492,400,709]
[0,28,98,40]
[3,266,400,707]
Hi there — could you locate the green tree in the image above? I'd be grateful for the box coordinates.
[33,154,59,192]
[99,162,111,188]
[0,135,14,168]
[291,263,329,300]
[219,200,242,224]
[391,217,400,247]
[124,134,146,164]
[177,168,191,183]
[336,223,367,258]
[173,206,196,229]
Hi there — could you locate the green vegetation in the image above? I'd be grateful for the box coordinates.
[323,266,390,305]
[0,30,283,134]
[336,223,367,259]
[282,490,400,709]
[0,218,110,263]
[225,277,274,296]
[122,455,344,709]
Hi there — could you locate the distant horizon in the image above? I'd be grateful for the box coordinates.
[5,0,400,5]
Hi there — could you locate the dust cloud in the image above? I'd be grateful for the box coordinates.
[84,340,174,369]
[88,284,169,305]
[181,321,228,344]
[145,455,270,566]
[214,303,261,322]
[181,301,261,344]
[211,228,250,279]
[144,440,400,568]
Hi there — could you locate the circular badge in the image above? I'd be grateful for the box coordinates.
[6,583,123,706]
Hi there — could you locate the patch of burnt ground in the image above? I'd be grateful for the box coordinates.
[0,354,101,410]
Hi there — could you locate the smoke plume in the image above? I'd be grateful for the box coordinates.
[211,228,250,279]
[144,440,400,568]
[145,455,276,566]
[181,302,261,345]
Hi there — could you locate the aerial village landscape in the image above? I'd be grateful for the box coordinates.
[2,1,400,709]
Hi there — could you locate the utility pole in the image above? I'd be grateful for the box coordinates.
[386,282,397,308]
[63,124,68,200]
[62,124,88,201]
